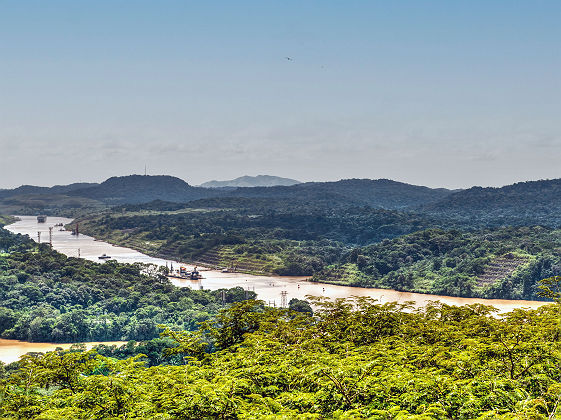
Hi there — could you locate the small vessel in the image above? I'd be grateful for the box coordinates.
[37,215,47,223]
[167,266,204,280]
[190,267,203,280]
[98,254,111,260]
[168,266,190,279]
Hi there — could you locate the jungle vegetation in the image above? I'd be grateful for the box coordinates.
[76,196,561,300]
[0,225,255,343]
[2,296,561,418]
[76,199,436,277]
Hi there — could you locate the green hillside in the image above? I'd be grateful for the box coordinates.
[316,226,561,299]
[422,179,561,227]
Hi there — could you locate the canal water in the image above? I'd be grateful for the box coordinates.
[5,215,547,311]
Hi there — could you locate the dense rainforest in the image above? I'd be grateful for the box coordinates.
[76,195,561,300]
[76,198,436,276]
[422,179,561,228]
[3,296,561,418]
[0,223,255,343]
[318,226,561,299]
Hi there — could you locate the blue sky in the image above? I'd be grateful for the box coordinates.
[1,1,559,188]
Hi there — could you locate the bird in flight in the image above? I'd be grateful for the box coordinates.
[285,57,293,61]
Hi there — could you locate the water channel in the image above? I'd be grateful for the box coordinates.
[1,215,548,362]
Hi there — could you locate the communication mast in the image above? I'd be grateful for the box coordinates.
[48,227,53,248]
[281,291,288,308]
[37,231,41,243]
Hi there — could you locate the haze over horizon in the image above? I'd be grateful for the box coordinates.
[4,172,561,192]
[1,1,560,190]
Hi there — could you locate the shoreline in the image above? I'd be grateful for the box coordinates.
[73,220,549,303]
[4,215,548,311]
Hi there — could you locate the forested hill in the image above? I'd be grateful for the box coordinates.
[68,175,218,204]
[0,182,98,200]
[11,175,561,219]
[422,178,561,227]
[229,178,453,209]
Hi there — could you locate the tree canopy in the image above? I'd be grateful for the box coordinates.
[2,297,561,419]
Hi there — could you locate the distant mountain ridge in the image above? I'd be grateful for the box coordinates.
[9,175,561,224]
[69,176,449,208]
[200,175,301,188]
[0,175,455,209]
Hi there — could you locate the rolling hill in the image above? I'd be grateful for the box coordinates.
[422,179,561,227]
[229,178,453,209]
[0,182,98,199]
[0,176,456,210]
[68,175,218,204]
[200,175,301,188]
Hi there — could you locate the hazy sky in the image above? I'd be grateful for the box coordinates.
[1,1,560,189]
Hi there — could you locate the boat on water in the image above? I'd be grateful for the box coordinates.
[167,266,203,280]
[98,254,112,260]
[37,215,47,223]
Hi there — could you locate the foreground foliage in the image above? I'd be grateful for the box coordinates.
[2,297,561,419]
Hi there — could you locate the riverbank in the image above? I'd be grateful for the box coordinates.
[0,215,16,226]
[73,216,284,276]
[5,215,548,313]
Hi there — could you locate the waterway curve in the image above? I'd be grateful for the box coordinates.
[4,215,547,313]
